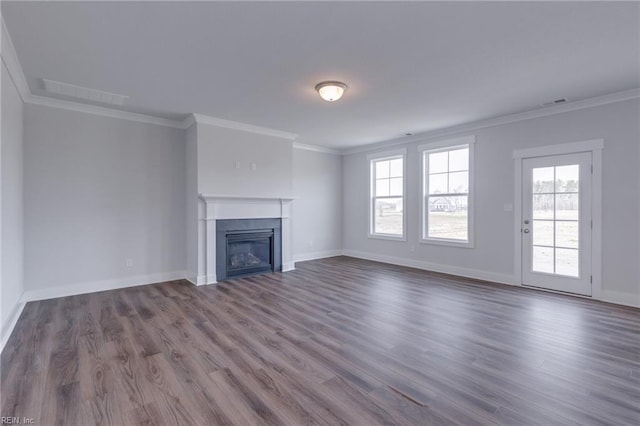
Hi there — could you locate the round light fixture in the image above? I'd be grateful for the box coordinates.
[315,81,347,102]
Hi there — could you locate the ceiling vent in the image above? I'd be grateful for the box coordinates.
[540,98,567,107]
[42,79,128,106]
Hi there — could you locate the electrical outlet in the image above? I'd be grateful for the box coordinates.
[234,160,240,169]
[126,258,133,267]
[250,162,257,172]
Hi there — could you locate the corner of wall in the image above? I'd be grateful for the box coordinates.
[0,301,25,353]
[1,32,27,353]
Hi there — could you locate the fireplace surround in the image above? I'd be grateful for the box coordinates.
[195,195,294,285]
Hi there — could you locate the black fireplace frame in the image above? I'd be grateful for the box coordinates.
[216,218,282,281]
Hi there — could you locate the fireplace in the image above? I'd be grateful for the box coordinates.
[216,218,282,281]
[196,195,293,285]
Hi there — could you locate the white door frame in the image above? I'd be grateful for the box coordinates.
[513,139,604,299]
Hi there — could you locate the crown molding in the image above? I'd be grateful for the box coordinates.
[2,17,187,129]
[192,113,298,141]
[42,78,129,106]
[293,142,341,155]
[26,94,186,129]
[181,114,197,129]
[1,17,31,103]
[4,17,637,150]
[199,194,294,203]
[342,88,640,155]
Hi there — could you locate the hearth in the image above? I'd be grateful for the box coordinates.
[216,218,282,281]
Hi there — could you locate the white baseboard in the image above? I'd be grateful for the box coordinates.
[601,290,640,308]
[293,249,344,263]
[342,249,517,286]
[187,275,207,287]
[191,266,299,285]
[342,250,640,309]
[21,270,188,302]
[1,299,26,354]
[187,275,213,286]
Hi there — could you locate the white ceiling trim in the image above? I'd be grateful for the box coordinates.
[3,18,637,149]
[3,17,298,136]
[293,142,341,155]
[192,113,298,141]
[2,18,186,129]
[42,78,129,106]
[181,114,196,129]
[1,17,30,103]
[343,87,640,155]
[27,95,185,129]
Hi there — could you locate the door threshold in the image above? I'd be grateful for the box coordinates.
[522,283,592,298]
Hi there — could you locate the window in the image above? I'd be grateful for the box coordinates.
[368,149,406,240]
[420,136,474,247]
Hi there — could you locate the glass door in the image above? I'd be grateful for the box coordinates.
[522,152,592,295]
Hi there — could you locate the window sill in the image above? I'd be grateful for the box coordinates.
[369,233,407,242]
[420,238,474,249]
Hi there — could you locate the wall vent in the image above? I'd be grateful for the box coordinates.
[42,78,128,106]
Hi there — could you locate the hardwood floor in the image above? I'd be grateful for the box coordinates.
[2,256,639,425]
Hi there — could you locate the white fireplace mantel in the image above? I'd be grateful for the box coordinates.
[200,194,295,202]
[195,194,295,285]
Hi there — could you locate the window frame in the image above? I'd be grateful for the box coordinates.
[419,135,475,248]
[367,148,407,241]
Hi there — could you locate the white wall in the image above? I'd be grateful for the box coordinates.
[24,104,187,294]
[343,99,640,306]
[292,148,343,261]
[196,123,293,197]
[1,61,25,343]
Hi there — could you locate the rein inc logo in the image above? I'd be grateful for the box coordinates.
[1,418,35,424]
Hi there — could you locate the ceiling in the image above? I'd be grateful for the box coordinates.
[3,1,639,149]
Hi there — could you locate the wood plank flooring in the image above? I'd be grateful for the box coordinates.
[2,256,639,425]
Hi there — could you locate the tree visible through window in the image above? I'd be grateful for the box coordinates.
[422,144,471,243]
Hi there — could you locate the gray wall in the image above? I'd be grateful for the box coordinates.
[1,61,24,341]
[8,81,637,313]
[343,99,640,305]
[24,104,187,290]
[185,123,198,282]
[292,148,343,260]
[196,123,293,197]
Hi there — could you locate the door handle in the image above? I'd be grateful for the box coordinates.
[523,229,530,234]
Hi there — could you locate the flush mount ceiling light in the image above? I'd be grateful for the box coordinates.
[315,81,347,102]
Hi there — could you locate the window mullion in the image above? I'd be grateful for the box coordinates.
[422,142,472,245]
[369,150,406,239]
[426,192,468,197]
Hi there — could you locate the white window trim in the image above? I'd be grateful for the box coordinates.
[419,135,475,248]
[513,138,604,300]
[367,148,407,241]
